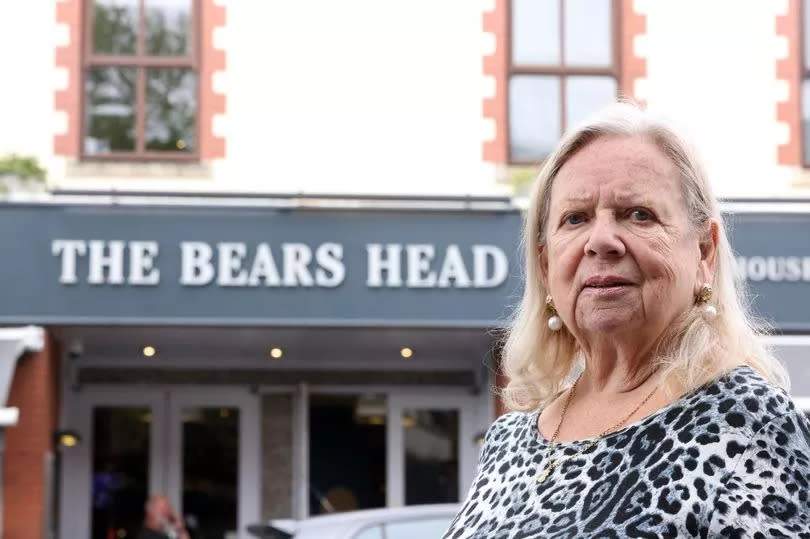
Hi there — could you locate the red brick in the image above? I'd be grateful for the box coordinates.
[3,333,60,539]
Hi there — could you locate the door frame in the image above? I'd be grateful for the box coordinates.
[300,386,481,515]
[386,392,477,507]
[59,385,260,539]
[166,386,261,538]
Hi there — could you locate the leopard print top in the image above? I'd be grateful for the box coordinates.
[444,366,810,538]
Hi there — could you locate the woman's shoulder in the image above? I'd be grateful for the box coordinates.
[482,410,536,447]
[673,364,797,437]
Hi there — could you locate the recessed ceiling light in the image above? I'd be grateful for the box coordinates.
[269,347,283,359]
[400,347,413,359]
[142,346,156,358]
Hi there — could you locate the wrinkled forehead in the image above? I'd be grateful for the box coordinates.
[549,136,684,208]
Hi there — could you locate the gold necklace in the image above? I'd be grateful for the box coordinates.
[537,375,659,483]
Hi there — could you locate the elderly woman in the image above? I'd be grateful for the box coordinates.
[444,103,810,538]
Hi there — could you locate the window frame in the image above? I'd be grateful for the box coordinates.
[506,0,621,164]
[80,0,201,161]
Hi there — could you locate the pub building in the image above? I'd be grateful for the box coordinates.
[0,193,521,538]
[1,195,810,538]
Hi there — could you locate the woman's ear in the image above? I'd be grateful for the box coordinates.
[697,219,719,284]
[537,243,549,289]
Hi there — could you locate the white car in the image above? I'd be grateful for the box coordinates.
[246,504,459,539]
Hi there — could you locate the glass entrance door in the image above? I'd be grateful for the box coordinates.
[167,389,260,539]
[386,394,477,507]
[61,388,259,539]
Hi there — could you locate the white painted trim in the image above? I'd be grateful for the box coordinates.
[720,202,810,214]
[761,335,810,347]
[0,326,45,406]
[60,389,166,539]
[0,408,19,427]
[60,387,260,539]
[386,393,478,508]
[386,400,404,508]
[167,387,260,539]
[0,325,45,352]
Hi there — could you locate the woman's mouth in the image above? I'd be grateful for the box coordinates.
[582,276,634,296]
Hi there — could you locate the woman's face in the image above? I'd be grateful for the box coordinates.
[540,135,713,341]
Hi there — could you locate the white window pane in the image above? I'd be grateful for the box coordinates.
[352,525,384,539]
[564,0,613,66]
[385,518,455,539]
[565,76,616,132]
[509,75,560,161]
[804,0,810,70]
[512,0,560,65]
[802,80,810,165]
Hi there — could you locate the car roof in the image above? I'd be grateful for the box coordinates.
[260,504,459,538]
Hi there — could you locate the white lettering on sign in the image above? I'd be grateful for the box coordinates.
[88,240,126,285]
[52,239,87,284]
[315,243,344,287]
[407,244,436,287]
[180,242,215,285]
[366,244,403,287]
[735,256,810,282]
[217,242,249,286]
[128,241,160,285]
[247,243,281,286]
[437,245,471,288]
[473,245,509,288]
[282,243,315,287]
[51,239,508,289]
[51,239,159,285]
[366,243,509,288]
[737,256,810,282]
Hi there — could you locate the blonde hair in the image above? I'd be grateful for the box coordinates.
[500,101,788,412]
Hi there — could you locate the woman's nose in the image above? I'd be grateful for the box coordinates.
[584,215,626,258]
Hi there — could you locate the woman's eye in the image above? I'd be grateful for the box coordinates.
[564,213,585,225]
[629,209,653,221]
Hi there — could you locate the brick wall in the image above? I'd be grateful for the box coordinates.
[3,333,60,539]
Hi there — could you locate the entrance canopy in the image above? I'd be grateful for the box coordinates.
[52,323,497,390]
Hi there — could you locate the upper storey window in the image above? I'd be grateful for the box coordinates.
[509,0,618,162]
[83,0,197,159]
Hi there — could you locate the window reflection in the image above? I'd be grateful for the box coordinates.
[182,407,239,539]
[91,407,150,539]
[146,68,197,151]
[92,0,138,55]
[403,410,459,505]
[146,0,192,56]
[309,395,387,515]
[511,0,559,65]
[563,0,613,67]
[84,67,137,154]
[565,76,617,130]
[509,75,560,161]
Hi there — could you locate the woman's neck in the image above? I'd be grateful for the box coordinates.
[577,338,660,396]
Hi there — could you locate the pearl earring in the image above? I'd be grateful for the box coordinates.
[546,295,563,331]
[696,283,717,319]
